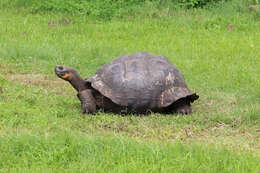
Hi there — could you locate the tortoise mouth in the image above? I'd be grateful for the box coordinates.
[55,65,67,77]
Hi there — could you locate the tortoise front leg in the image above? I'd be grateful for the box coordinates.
[77,89,96,114]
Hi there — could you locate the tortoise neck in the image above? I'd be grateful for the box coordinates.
[69,72,87,92]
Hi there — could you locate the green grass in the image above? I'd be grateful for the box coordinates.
[0,1,260,172]
[1,134,260,172]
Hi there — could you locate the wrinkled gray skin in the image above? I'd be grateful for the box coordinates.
[55,52,199,115]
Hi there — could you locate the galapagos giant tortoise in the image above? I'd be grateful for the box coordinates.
[55,52,199,115]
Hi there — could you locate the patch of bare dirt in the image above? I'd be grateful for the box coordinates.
[48,18,72,27]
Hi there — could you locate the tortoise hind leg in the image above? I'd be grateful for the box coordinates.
[175,103,191,115]
[167,98,191,115]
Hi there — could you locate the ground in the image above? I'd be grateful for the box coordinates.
[0,5,260,172]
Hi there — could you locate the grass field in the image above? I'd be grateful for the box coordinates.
[0,1,260,172]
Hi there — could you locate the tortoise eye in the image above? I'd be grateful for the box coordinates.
[58,66,64,70]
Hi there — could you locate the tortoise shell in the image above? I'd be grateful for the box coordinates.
[86,52,198,110]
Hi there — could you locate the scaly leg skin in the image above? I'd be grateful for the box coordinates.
[173,99,192,115]
[176,104,191,115]
[77,89,96,114]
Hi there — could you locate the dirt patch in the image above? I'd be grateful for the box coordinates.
[5,74,75,97]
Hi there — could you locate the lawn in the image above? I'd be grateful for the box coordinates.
[0,2,260,172]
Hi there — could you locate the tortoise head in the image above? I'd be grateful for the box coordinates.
[55,65,87,92]
[55,65,75,81]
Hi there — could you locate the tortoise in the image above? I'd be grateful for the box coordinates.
[55,52,199,115]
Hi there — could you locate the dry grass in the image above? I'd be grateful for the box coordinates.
[4,73,75,97]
